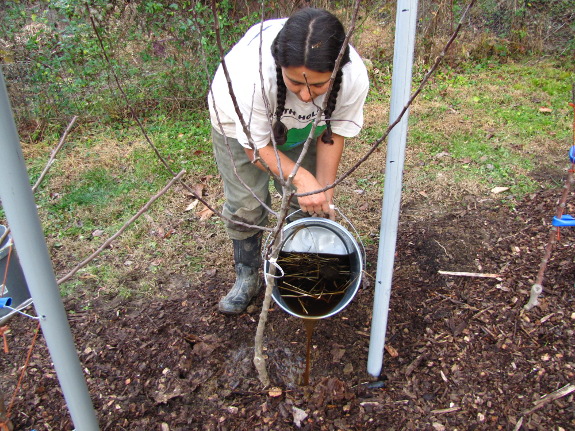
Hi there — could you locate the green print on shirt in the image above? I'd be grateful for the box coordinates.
[277,123,327,152]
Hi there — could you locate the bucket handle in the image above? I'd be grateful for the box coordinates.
[331,206,367,268]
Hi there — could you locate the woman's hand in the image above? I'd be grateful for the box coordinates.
[292,171,331,216]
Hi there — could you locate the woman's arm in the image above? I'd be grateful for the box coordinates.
[244,143,335,216]
[315,133,344,205]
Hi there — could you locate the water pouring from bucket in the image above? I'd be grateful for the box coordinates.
[265,216,364,385]
[266,217,364,320]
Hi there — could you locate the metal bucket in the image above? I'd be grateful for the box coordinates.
[267,217,363,320]
[0,225,32,323]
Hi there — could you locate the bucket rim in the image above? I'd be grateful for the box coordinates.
[267,217,363,320]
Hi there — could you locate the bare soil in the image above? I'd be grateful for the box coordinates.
[1,185,574,430]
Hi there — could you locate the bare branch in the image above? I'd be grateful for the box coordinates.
[253,0,362,387]
[32,116,78,192]
[521,383,575,416]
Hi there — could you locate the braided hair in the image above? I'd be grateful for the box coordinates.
[271,8,350,146]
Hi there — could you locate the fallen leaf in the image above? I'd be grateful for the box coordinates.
[204,268,217,278]
[154,385,184,404]
[268,387,283,397]
[192,183,205,197]
[197,207,214,221]
[185,200,199,212]
[193,150,204,156]
[491,186,509,194]
[331,346,346,362]
[92,229,104,237]
[538,107,552,113]
[292,406,308,427]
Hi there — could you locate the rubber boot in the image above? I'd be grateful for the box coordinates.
[218,233,262,314]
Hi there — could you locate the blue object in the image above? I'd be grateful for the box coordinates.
[570,146,575,164]
[552,215,575,227]
[1,225,31,321]
[0,297,12,308]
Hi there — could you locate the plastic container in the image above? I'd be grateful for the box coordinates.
[0,225,31,323]
[267,217,363,319]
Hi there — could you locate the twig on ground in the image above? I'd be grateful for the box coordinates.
[430,406,460,414]
[57,170,186,285]
[520,383,575,417]
[438,270,502,279]
[32,116,78,192]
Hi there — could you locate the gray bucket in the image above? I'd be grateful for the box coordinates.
[267,218,363,320]
[0,225,31,322]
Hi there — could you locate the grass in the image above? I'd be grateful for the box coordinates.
[2,57,574,300]
[393,59,575,205]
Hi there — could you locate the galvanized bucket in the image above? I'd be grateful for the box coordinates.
[267,217,364,320]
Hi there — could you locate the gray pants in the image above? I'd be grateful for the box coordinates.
[212,128,317,240]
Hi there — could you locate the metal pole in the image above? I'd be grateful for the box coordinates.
[0,68,100,430]
[367,0,419,377]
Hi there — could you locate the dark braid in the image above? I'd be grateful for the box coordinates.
[321,68,343,144]
[271,8,350,146]
[273,62,288,146]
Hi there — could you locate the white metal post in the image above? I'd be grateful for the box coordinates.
[367,0,419,377]
[0,68,100,430]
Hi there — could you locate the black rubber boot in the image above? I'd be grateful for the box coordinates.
[218,233,262,314]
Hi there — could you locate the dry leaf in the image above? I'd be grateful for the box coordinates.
[491,186,509,194]
[92,229,104,237]
[538,107,553,113]
[268,387,283,397]
[185,200,199,212]
[197,207,214,221]
[192,183,205,197]
[292,406,308,427]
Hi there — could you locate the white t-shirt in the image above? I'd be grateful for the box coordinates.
[208,18,369,150]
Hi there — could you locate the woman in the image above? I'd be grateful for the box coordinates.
[209,7,369,314]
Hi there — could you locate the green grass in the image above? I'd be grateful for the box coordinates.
[405,59,574,199]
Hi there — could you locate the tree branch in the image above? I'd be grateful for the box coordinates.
[32,116,78,192]
[253,0,362,387]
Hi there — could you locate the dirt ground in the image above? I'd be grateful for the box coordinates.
[1,184,574,431]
